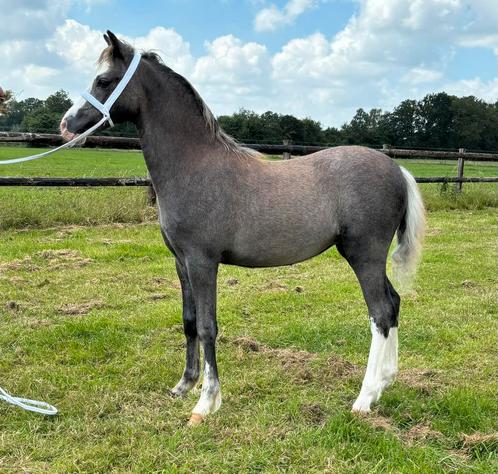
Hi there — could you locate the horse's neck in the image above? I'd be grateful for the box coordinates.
[136,93,222,188]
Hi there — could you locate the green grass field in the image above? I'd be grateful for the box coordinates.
[0,146,496,230]
[0,146,496,472]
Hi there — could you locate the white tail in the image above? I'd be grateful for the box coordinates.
[392,166,426,288]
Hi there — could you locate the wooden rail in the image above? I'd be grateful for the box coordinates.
[1,132,498,161]
[0,176,496,187]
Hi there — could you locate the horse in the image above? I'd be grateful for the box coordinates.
[60,31,425,425]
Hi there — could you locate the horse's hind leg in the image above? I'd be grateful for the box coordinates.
[171,259,201,397]
[338,240,400,413]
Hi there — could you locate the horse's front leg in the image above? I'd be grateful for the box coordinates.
[171,259,200,397]
[185,258,221,425]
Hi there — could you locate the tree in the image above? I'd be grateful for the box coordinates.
[279,114,304,142]
[388,100,418,147]
[322,126,342,145]
[416,92,454,148]
[301,117,322,144]
[19,91,73,134]
[45,90,72,115]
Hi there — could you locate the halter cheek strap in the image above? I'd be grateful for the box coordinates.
[81,52,142,128]
[81,92,114,127]
[0,52,142,165]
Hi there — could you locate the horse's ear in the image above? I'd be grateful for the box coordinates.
[103,33,111,46]
[106,30,124,59]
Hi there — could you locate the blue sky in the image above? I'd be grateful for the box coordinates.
[2,0,497,126]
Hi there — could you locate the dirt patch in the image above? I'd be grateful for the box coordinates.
[262,281,288,292]
[226,278,239,286]
[150,277,181,290]
[364,414,398,433]
[9,276,26,284]
[404,422,444,444]
[58,300,103,315]
[99,239,133,245]
[0,256,39,273]
[36,249,93,269]
[147,293,173,301]
[460,432,498,457]
[230,336,357,385]
[301,403,328,425]
[398,368,442,394]
[324,354,360,378]
[231,336,317,383]
[232,336,262,352]
[360,415,445,446]
[5,301,20,311]
[426,227,441,236]
[459,279,488,295]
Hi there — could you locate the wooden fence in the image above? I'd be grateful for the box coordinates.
[0,132,497,204]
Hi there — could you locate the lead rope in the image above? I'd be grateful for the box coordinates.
[0,387,58,415]
[0,52,142,415]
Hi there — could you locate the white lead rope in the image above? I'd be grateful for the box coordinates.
[0,116,109,165]
[0,53,142,415]
[0,386,58,415]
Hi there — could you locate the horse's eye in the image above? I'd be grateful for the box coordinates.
[96,76,111,88]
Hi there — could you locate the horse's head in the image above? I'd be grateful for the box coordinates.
[61,31,141,141]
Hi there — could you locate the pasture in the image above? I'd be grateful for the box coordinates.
[0,146,496,472]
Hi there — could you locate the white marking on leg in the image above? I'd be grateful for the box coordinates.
[192,362,221,417]
[352,320,390,413]
[381,327,398,390]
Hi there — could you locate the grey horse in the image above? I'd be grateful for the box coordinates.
[61,31,425,425]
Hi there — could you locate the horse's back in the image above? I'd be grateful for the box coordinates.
[304,145,407,244]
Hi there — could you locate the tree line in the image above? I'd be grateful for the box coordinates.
[1,89,497,151]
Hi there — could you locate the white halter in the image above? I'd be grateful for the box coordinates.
[0,52,141,165]
[0,53,142,416]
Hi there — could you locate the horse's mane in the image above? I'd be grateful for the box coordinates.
[98,44,261,160]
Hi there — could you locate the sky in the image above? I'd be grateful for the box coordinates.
[1,0,497,127]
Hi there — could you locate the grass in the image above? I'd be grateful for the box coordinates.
[0,146,496,230]
[0,209,496,472]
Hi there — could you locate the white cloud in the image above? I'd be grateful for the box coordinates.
[0,0,70,41]
[254,0,317,32]
[122,27,194,76]
[47,20,103,74]
[193,35,268,84]
[402,67,443,85]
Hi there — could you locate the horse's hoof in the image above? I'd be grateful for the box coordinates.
[351,399,372,413]
[188,413,204,426]
[170,389,183,398]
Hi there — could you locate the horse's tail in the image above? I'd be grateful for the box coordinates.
[392,166,426,288]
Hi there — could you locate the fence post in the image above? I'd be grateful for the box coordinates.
[283,139,291,160]
[456,148,465,193]
[147,171,156,206]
